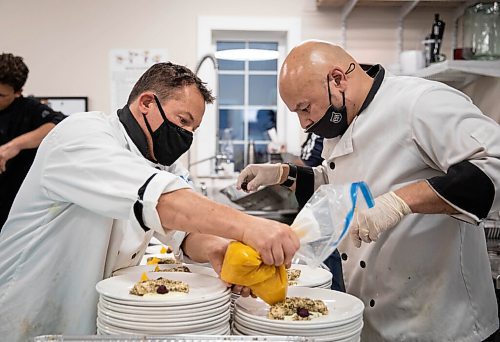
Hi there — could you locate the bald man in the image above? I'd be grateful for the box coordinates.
[237,41,500,341]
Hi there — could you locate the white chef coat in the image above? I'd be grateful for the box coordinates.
[0,111,191,341]
[312,74,500,341]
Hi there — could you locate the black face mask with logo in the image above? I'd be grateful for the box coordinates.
[305,63,355,139]
[142,95,193,166]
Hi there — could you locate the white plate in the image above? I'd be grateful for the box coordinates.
[145,244,172,254]
[96,272,228,305]
[234,315,363,336]
[99,290,229,307]
[96,317,230,335]
[139,253,178,266]
[113,263,218,278]
[97,320,230,336]
[99,294,229,313]
[149,237,163,245]
[233,321,362,342]
[235,307,362,331]
[235,287,364,326]
[97,301,231,322]
[98,310,230,330]
[289,264,332,288]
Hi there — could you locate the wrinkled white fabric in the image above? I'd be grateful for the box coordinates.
[0,112,190,341]
[311,74,499,341]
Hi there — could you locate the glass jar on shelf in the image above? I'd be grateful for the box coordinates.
[463,2,500,60]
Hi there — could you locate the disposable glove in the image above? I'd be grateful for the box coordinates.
[236,163,283,192]
[349,191,412,248]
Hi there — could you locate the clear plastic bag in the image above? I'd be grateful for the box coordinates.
[292,181,374,268]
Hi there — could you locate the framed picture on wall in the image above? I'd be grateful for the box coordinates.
[33,96,88,116]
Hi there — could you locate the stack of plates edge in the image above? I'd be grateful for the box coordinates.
[95,272,231,336]
[34,335,313,341]
[232,287,364,342]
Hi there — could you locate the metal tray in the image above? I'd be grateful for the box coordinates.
[220,184,298,211]
[34,335,312,342]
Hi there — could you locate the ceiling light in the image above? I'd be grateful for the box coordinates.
[214,49,279,61]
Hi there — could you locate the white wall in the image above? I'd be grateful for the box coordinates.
[1,0,497,155]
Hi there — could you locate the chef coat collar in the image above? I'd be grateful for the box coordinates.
[324,64,385,160]
[357,64,385,115]
[117,105,151,160]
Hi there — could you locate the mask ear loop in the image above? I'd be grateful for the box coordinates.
[339,63,354,108]
[345,62,356,75]
[326,73,346,109]
[326,74,333,106]
[142,113,155,136]
[153,95,169,122]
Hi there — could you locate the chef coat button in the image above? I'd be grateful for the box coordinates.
[131,252,137,259]
[341,253,348,261]
[360,260,366,268]
[370,299,375,307]
[329,162,335,170]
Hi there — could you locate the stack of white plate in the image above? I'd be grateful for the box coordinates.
[95,272,231,336]
[230,264,333,313]
[232,287,364,342]
[289,264,333,289]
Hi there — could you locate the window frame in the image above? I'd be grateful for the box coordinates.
[217,39,279,169]
[194,16,302,177]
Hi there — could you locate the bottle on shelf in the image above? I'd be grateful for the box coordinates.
[430,13,446,63]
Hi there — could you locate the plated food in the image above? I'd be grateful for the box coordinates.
[130,274,190,297]
[160,245,173,254]
[146,256,177,265]
[287,269,301,286]
[268,296,329,321]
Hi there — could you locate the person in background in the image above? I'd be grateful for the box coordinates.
[238,40,500,341]
[0,62,299,341]
[300,132,324,168]
[0,53,66,229]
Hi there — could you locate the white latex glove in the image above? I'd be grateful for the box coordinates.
[236,163,283,192]
[349,191,412,248]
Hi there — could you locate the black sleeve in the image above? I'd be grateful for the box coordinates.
[427,160,495,220]
[133,174,158,232]
[295,165,315,209]
[26,98,66,129]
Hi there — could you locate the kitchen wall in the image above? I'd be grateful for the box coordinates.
[1,0,498,132]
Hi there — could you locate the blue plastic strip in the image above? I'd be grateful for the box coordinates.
[331,181,375,248]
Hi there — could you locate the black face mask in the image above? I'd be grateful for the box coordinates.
[142,95,193,166]
[305,64,355,139]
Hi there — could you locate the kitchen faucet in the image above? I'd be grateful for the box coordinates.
[188,153,230,174]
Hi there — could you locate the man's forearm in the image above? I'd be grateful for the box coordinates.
[8,122,55,150]
[181,233,227,263]
[394,180,458,215]
[157,189,255,241]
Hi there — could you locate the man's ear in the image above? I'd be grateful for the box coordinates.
[137,93,155,114]
[14,89,22,98]
[328,67,347,91]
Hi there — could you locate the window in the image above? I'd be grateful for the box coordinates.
[217,40,278,171]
